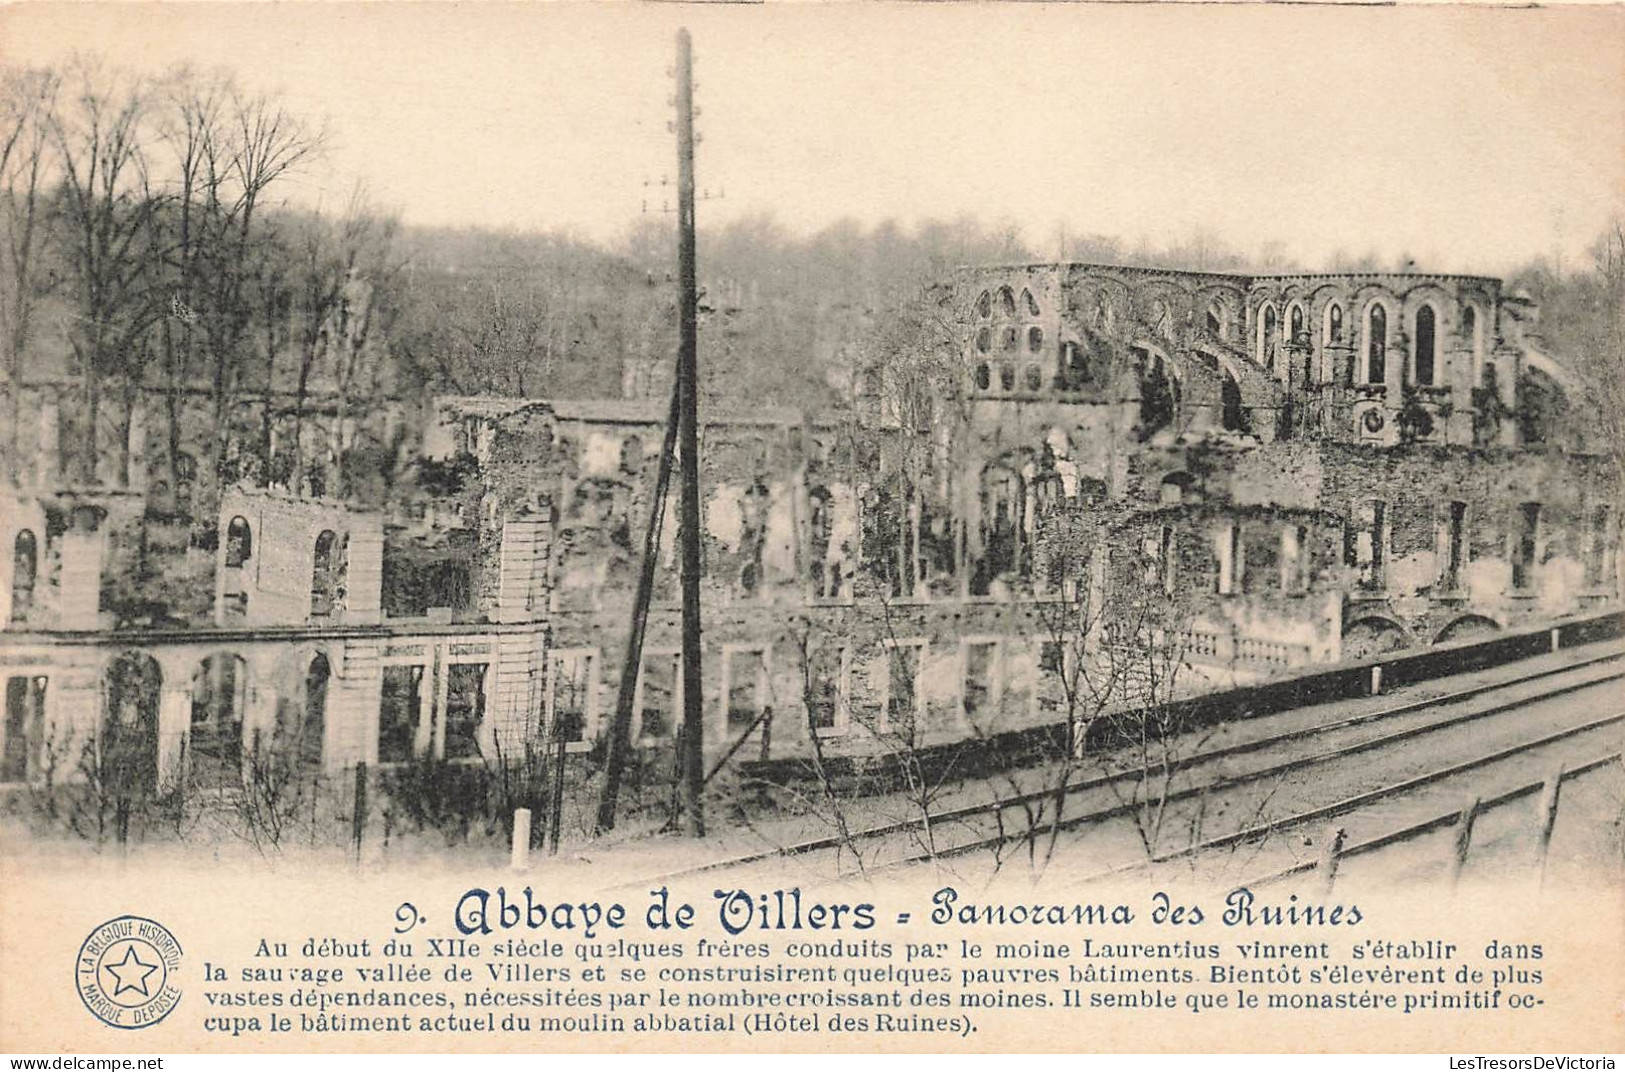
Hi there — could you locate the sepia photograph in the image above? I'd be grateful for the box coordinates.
[0,1,1621,1058]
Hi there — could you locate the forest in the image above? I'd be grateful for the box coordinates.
[3,59,1622,496]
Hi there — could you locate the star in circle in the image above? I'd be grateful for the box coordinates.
[76,916,183,1030]
[103,944,158,999]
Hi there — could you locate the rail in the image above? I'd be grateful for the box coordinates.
[616,635,1624,887]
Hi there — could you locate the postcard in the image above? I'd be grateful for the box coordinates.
[1,1,1621,1057]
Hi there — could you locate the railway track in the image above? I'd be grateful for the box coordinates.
[1070,702,1622,885]
[616,642,1625,888]
[1236,747,1625,891]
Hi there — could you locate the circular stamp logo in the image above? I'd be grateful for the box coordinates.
[75,916,183,1030]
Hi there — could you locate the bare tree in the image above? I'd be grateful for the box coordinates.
[149,67,227,489]
[1567,221,1625,491]
[187,82,318,493]
[0,65,60,484]
[275,190,396,496]
[324,209,399,501]
[1089,573,1202,859]
[45,59,167,486]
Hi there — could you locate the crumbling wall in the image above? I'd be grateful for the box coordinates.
[1315,441,1612,642]
[215,489,383,628]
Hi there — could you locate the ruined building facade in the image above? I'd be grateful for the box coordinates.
[1,263,1618,801]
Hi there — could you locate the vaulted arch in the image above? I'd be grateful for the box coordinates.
[190,653,248,788]
[1361,301,1391,386]
[1256,302,1280,371]
[102,652,162,797]
[1342,616,1409,661]
[1434,615,1501,645]
[1286,300,1308,347]
[311,529,347,618]
[973,451,1035,596]
[1412,303,1439,387]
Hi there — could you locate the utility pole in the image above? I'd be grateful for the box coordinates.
[593,380,678,836]
[674,27,707,838]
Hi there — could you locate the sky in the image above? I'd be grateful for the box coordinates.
[5,2,1624,276]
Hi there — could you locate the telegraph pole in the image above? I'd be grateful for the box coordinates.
[674,27,706,838]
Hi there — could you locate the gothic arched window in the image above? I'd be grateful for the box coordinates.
[224,517,253,569]
[1414,305,1437,387]
[311,529,347,618]
[1364,304,1388,385]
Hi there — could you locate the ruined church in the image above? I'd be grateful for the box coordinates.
[1,262,1617,805]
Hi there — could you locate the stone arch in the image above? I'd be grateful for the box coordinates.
[1346,283,1398,374]
[1319,302,1347,384]
[1321,296,1345,344]
[1131,279,1187,340]
[311,529,347,618]
[1192,283,1240,340]
[1398,283,1450,382]
[102,651,162,797]
[1359,298,1394,386]
[1131,341,1181,380]
[1255,300,1281,372]
[1411,302,1440,387]
[1342,616,1410,661]
[1279,296,1314,388]
[1285,298,1310,348]
[221,515,254,620]
[189,652,248,788]
[267,644,334,771]
[1074,273,1133,336]
[294,652,329,773]
[972,328,992,364]
[1434,614,1501,645]
[974,450,1034,595]
[1021,286,1041,318]
[1186,333,1247,387]
[224,516,253,568]
[1024,325,1045,362]
[973,278,1046,390]
[1399,281,1453,321]
[1306,281,1346,318]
